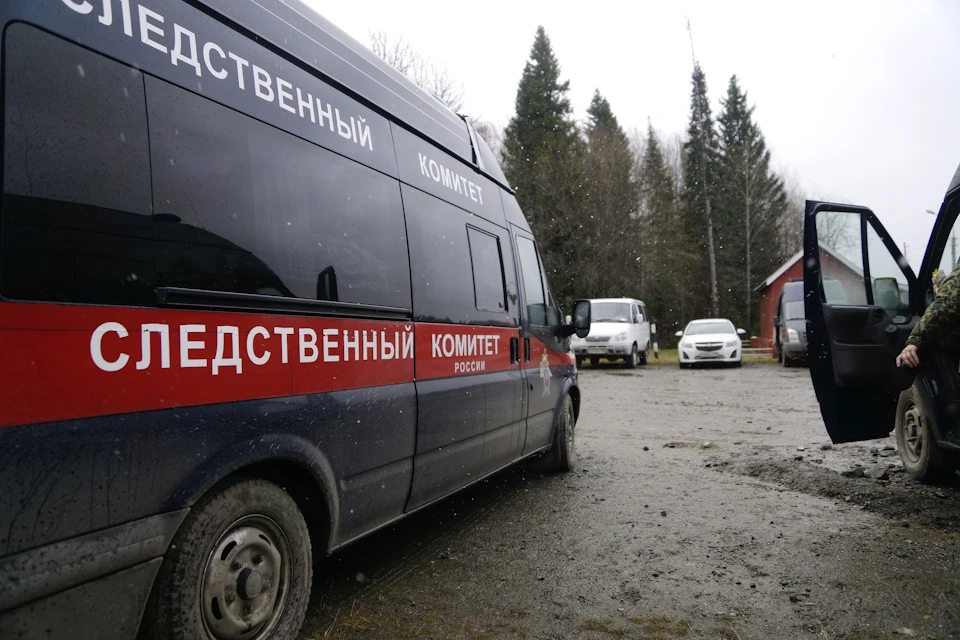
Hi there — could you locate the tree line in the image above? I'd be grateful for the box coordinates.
[373,27,806,343]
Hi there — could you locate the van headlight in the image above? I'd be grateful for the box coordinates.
[787,328,799,342]
[614,332,628,342]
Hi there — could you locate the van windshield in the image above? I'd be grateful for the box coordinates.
[784,301,805,320]
[592,302,631,323]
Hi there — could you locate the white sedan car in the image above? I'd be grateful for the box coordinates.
[675,319,746,368]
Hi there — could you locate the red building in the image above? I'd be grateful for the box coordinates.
[755,247,864,351]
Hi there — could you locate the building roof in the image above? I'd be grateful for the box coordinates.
[756,245,864,292]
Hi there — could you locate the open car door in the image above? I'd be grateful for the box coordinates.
[804,201,919,443]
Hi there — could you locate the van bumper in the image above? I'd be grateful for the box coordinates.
[573,342,633,357]
[0,510,187,640]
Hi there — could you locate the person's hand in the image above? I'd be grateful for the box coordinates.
[897,344,919,368]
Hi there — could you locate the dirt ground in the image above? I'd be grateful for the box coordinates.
[300,361,960,640]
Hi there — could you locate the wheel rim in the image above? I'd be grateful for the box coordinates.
[631,346,637,366]
[200,515,291,640]
[901,401,924,464]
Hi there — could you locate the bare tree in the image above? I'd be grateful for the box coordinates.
[369,31,464,112]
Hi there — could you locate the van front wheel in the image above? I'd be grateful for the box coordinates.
[625,344,639,369]
[533,395,576,473]
[895,383,957,483]
[143,478,313,640]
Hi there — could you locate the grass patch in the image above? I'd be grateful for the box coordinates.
[581,618,628,636]
[629,614,690,636]
[581,348,777,368]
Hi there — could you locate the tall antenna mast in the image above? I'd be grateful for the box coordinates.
[686,18,696,66]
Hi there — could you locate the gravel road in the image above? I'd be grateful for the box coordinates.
[301,362,960,640]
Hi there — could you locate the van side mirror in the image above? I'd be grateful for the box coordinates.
[559,300,591,338]
[736,328,746,336]
[873,277,903,313]
[573,299,591,338]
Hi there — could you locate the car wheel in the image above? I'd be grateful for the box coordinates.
[782,353,791,368]
[733,359,742,368]
[143,478,312,640]
[590,357,600,367]
[625,344,639,369]
[639,343,649,365]
[532,395,576,473]
[679,362,690,369]
[895,382,957,483]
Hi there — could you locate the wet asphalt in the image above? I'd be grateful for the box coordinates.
[300,361,960,640]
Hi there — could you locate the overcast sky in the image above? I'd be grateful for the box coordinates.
[304,0,960,271]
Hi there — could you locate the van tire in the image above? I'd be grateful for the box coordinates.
[895,382,957,483]
[575,356,583,368]
[625,344,639,369]
[590,357,600,367]
[639,343,649,365]
[143,478,312,640]
[532,395,576,473]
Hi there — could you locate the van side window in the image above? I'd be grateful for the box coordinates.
[405,185,514,325]
[516,237,548,326]
[467,227,506,312]
[146,77,410,310]
[1,26,153,304]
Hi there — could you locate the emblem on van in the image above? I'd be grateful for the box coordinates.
[539,352,552,397]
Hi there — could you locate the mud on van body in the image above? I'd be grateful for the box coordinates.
[0,2,590,638]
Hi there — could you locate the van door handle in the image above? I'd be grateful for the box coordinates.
[510,337,519,364]
[524,338,531,363]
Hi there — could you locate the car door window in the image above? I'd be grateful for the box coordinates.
[816,210,911,321]
[816,211,867,305]
[932,196,960,286]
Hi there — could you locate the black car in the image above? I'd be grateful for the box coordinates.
[773,280,807,367]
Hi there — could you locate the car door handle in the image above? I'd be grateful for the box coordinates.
[510,337,520,364]
[524,338,531,363]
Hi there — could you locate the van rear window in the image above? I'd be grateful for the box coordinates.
[1,25,154,304]
[146,77,410,309]
[0,25,411,312]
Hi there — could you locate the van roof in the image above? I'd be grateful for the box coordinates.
[196,0,510,190]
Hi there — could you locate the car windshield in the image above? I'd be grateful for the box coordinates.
[784,300,805,320]
[592,302,631,323]
[685,322,734,336]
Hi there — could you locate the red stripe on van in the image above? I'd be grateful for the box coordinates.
[415,323,519,380]
[0,302,415,428]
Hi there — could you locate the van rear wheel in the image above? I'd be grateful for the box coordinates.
[143,478,312,640]
[895,382,957,483]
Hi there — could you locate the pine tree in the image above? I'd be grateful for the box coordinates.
[580,90,639,298]
[682,63,720,318]
[716,75,789,332]
[502,26,584,305]
[637,121,688,342]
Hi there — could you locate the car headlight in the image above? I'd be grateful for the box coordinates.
[680,339,692,349]
[725,339,739,348]
[614,332,628,342]
[787,328,799,342]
